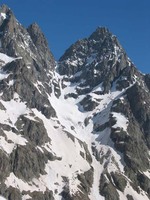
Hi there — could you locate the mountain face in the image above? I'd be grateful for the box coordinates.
[0,4,149,200]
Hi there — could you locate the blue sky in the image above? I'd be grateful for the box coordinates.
[1,0,150,73]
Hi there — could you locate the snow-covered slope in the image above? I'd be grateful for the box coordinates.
[0,4,149,200]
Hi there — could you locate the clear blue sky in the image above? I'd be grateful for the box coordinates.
[1,0,150,73]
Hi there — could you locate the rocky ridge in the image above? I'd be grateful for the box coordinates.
[0,4,149,200]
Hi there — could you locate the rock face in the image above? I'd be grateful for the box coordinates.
[0,4,149,200]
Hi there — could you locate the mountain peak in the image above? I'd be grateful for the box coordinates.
[27,22,55,67]
[89,26,112,41]
[94,26,109,34]
[0,4,15,21]
[0,4,10,13]
[28,22,41,32]
[0,4,18,35]
[27,22,48,46]
[58,25,128,81]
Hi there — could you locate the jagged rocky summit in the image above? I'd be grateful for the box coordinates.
[0,4,149,200]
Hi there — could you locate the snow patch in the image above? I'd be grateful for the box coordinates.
[0,196,7,200]
[143,170,150,179]
[0,136,15,154]
[22,194,32,200]
[86,53,97,65]
[0,12,7,20]
[0,93,30,126]
[0,53,16,66]
[8,79,14,86]
[5,173,46,193]
[0,70,10,80]
[4,130,28,146]
[0,131,27,154]
[112,112,128,132]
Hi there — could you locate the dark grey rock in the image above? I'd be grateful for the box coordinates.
[77,167,94,194]
[79,95,99,111]
[10,145,47,181]
[7,187,22,200]
[64,93,78,99]
[93,121,109,133]
[111,172,127,192]
[91,142,102,162]
[16,115,51,146]
[126,194,134,200]
[0,150,10,182]
[0,102,6,110]
[145,74,150,91]
[27,23,55,70]
[126,83,150,148]
[137,172,150,197]
[99,173,120,200]
[80,141,93,164]
[29,190,54,200]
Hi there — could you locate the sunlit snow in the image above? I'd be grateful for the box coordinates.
[0,196,7,200]
[0,93,29,126]
[112,112,128,132]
